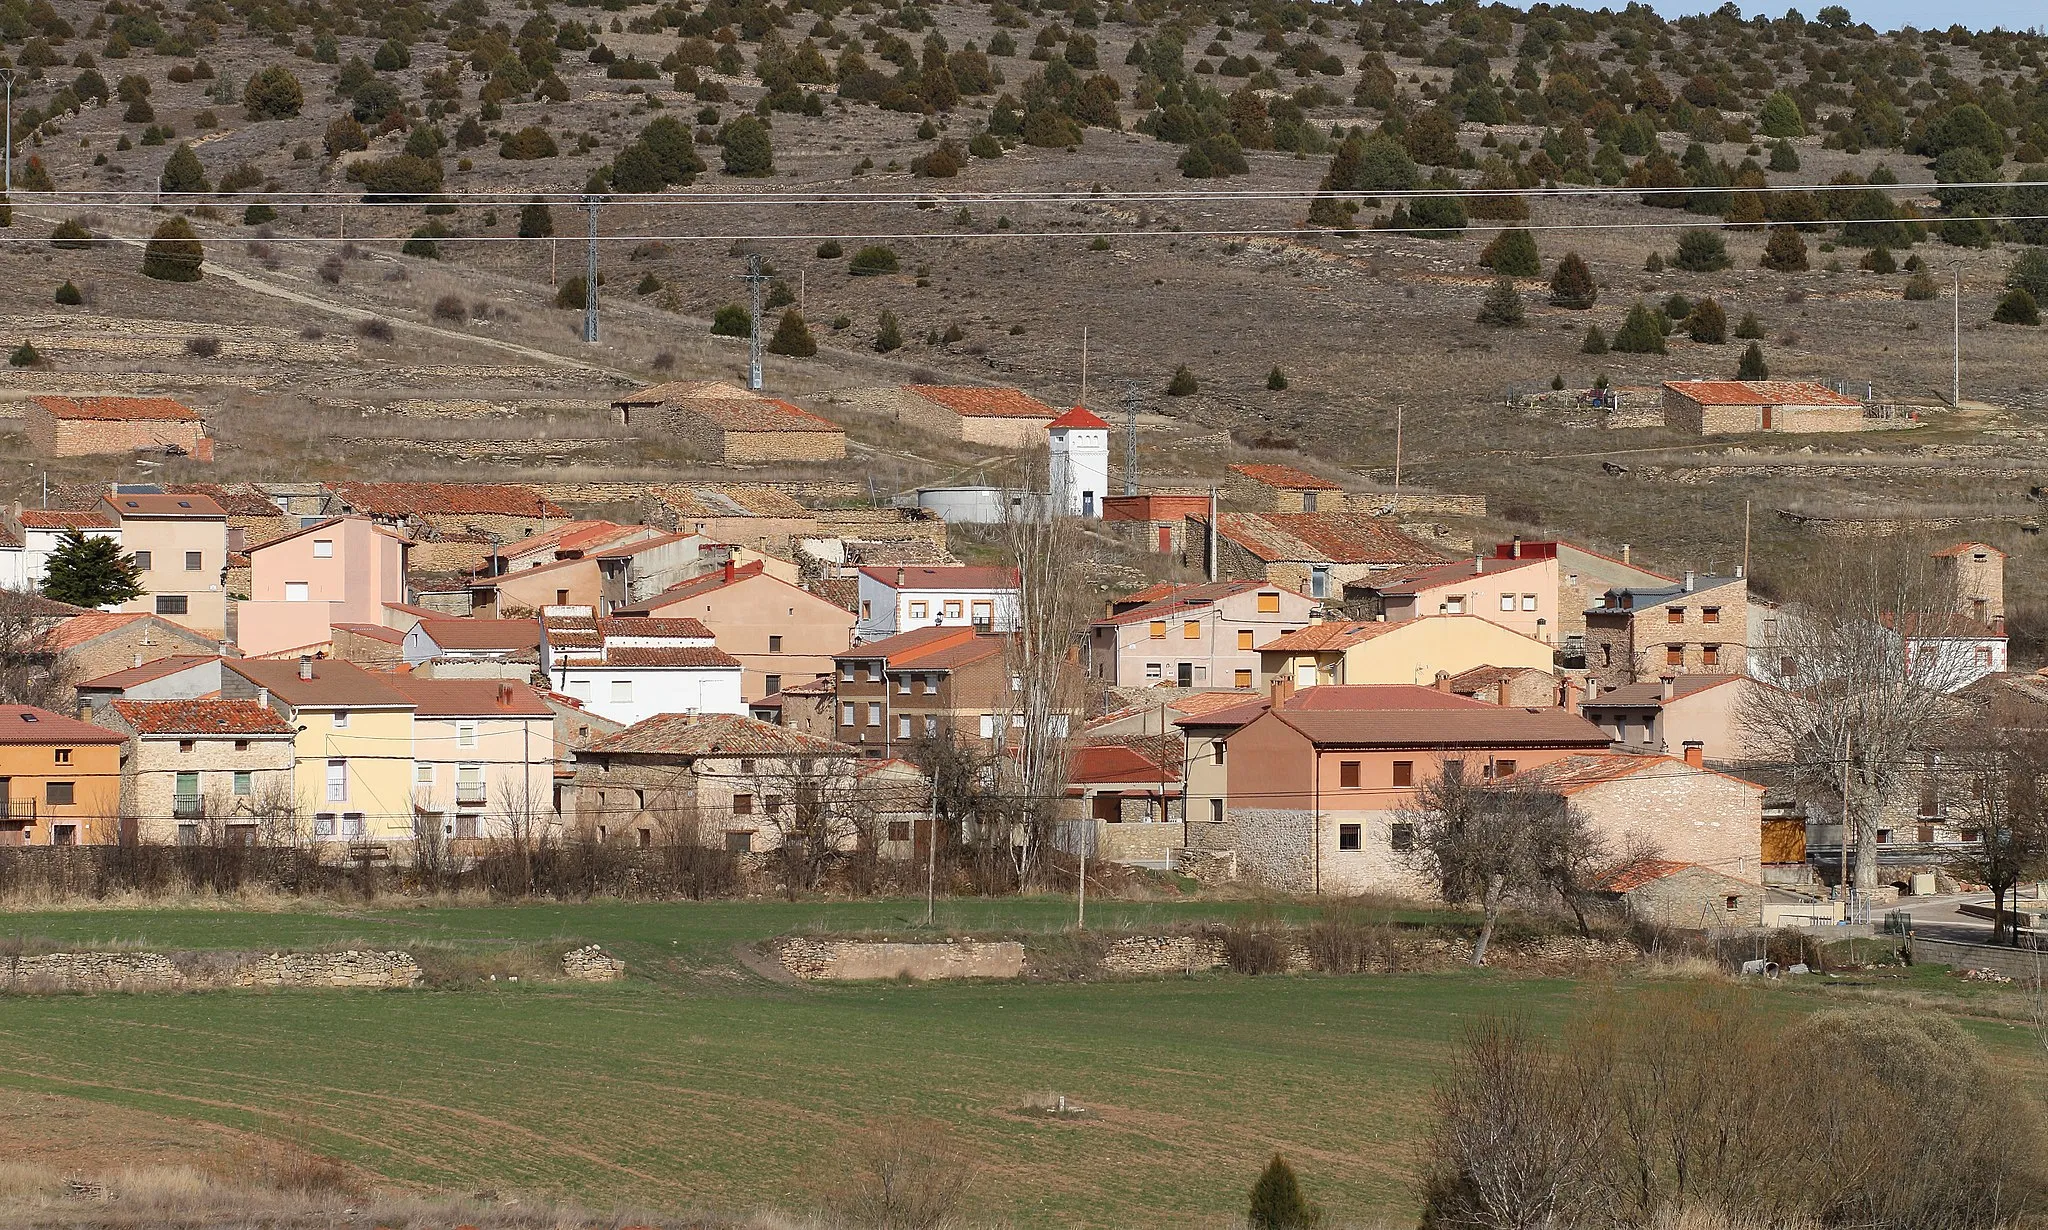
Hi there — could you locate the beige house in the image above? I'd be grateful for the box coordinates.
[41,612,219,690]
[1189,512,1449,601]
[100,491,229,639]
[1491,539,1675,646]
[236,517,412,658]
[1505,750,1765,884]
[1933,541,2006,626]
[1366,554,1563,645]
[98,699,296,843]
[617,559,856,701]
[1224,463,1347,513]
[613,382,847,463]
[387,678,556,842]
[1662,380,1869,435]
[1597,858,1765,929]
[1581,674,1775,765]
[1087,580,1315,689]
[24,396,213,460]
[850,384,1059,448]
[1258,615,1556,689]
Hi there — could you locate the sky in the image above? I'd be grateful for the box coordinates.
[1638,0,2043,33]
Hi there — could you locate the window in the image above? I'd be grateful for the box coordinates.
[417,764,435,787]
[155,595,188,616]
[1234,669,1252,688]
[234,740,248,752]
[725,831,753,852]
[1977,646,1995,667]
[898,715,913,738]
[45,781,72,805]
[1339,760,1361,789]
[841,702,856,726]
[284,581,310,603]
[1389,821,1416,852]
[1302,490,1318,512]
[1209,798,1224,824]
[765,794,784,815]
[1236,629,1254,651]
[52,748,70,765]
[1149,620,1167,640]
[1145,663,1161,680]
[611,680,633,704]
[1499,594,1516,612]
[1702,606,1721,624]
[1184,620,1201,640]
[456,765,485,805]
[733,794,754,816]
[457,722,477,748]
[332,710,349,729]
[1602,645,1613,667]
[768,635,783,652]
[637,828,651,849]
[866,702,881,727]
[898,674,912,694]
[1666,644,1685,666]
[325,760,347,802]
[1205,739,1225,767]
[859,601,872,620]
[174,772,200,815]
[1725,895,1741,912]
[1641,722,1656,746]
[1443,595,1465,614]
[764,674,781,696]
[177,740,194,754]
[979,714,996,738]
[1522,594,1538,611]
[567,680,591,702]
[1392,760,1414,787]
[1310,567,1330,599]
[908,601,928,620]
[971,601,992,627]
[944,600,964,620]
[1257,592,1280,613]
[184,550,203,571]
[1701,644,1720,667]
[740,759,756,773]
[232,771,252,796]
[888,820,912,842]
[133,550,151,570]
[840,662,854,682]
[312,539,334,558]
[314,813,335,838]
[1668,607,1686,624]
[1337,823,1362,851]
[1494,759,1518,778]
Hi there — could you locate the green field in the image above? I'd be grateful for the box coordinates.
[0,899,2022,1227]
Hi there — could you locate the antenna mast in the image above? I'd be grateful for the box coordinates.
[581,196,601,343]
[742,254,767,391]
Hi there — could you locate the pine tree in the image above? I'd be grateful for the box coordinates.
[53,281,81,305]
[1760,225,1809,272]
[1167,365,1198,396]
[159,142,209,194]
[1266,366,1288,391]
[1581,324,1609,354]
[42,529,144,608]
[710,304,751,336]
[1248,1154,1314,1230]
[1475,277,1526,327]
[141,216,203,281]
[1479,227,1540,277]
[1861,245,1897,274]
[1549,251,1597,309]
[874,309,903,353]
[1993,289,2041,326]
[1689,296,1727,344]
[1673,228,1731,272]
[765,308,816,356]
[1734,311,1765,339]
[1737,341,1769,379]
[518,198,555,239]
[1611,302,1667,354]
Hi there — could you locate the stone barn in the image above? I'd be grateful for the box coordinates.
[1661,381,1868,435]
[23,396,213,460]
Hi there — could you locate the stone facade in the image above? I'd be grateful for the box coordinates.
[774,938,1026,980]
[1584,578,1749,691]
[1,949,422,992]
[1101,934,1227,974]
[561,944,626,981]
[23,402,214,459]
[1617,866,1764,928]
[1231,807,1320,892]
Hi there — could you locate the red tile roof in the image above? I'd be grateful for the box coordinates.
[1046,405,1110,430]
[681,397,843,433]
[1068,743,1169,785]
[385,677,553,718]
[32,395,198,422]
[619,560,771,611]
[836,625,978,663]
[1596,858,1697,894]
[1586,675,1745,708]
[858,565,1020,590]
[1370,555,1548,594]
[167,483,284,518]
[76,655,218,691]
[904,385,1059,420]
[331,622,407,644]
[15,509,118,530]
[1284,684,1492,711]
[1229,463,1343,491]
[1663,380,1862,408]
[596,616,714,639]
[587,712,850,756]
[1257,621,1397,652]
[1883,612,2006,640]
[110,699,293,736]
[1269,703,1610,749]
[0,704,127,744]
[1209,513,1448,566]
[417,618,542,651]
[329,482,567,518]
[223,658,414,708]
[1171,689,1262,719]
[103,493,226,519]
[40,613,149,653]
[1094,581,1268,627]
[1933,541,2007,558]
[564,646,741,668]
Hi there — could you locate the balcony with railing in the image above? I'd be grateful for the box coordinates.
[456,784,488,807]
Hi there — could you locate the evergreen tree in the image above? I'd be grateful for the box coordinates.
[1904,272,1939,301]
[1166,364,1198,395]
[1673,228,1731,272]
[1266,366,1288,391]
[159,143,208,194]
[1737,340,1770,379]
[1479,227,1540,277]
[1767,138,1800,172]
[1475,277,1525,327]
[1611,302,1667,354]
[518,198,555,239]
[1993,288,2041,326]
[8,340,43,367]
[874,309,903,353]
[710,304,751,336]
[1760,225,1809,272]
[1734,311,1765,339]
[1759,91,1805,138]
[2007,248,2048,302]
[42,530,144,608]
[141,216,203,281]
[1248,1154,1314,1230]
[53,281,80,305]
[719,116,774,176]
[1861,245,1897,274]
[1549,251,1597,309]
[242,63,303,119]
[765,308,816,356]
[1689,296,1727,343]
[1581,324,1609,354]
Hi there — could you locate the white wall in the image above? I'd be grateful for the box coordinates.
[1050,427,1110,518]
[855,575,1021,639]
[557,666,746,725]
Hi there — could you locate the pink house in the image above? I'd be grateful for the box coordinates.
[234,517,412,658]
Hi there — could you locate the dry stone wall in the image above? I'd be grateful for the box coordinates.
[562,944,626,981]
[2,949,422,992]
[776,939,1026,981]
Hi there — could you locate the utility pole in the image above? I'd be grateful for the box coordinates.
[4,72,13,195]
[1121,383,1139,497]
[1391,405,1404,515]
[1205,485,1217,581]
[1079,325,1089,409]
[1951,261,1962,409]
[1839,727,1852,915]
[924,795,937,927]
[741,254,767,391]
[581,196,601,344]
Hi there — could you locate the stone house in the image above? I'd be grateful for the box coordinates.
[76,655,224,720]
[100,491,229,639]
[1583,572,1748,692]
[1188,512,1449,602]
[854,565,1022,640]
[43,612,220,690]
[330,623,408,666]
[23,395,214,460]
[641,485,818,551]
[757,675,836,738]
[97,699,295,844]
[1258,614,1556,689]
[1661,380,1869,435]
[612,382,847,463]
[569,712,860,852]
[848,384,1060,448]
[1487,539,1676,648]
[615,559,857,702]
[1101,493,1213,555]
[1225,463,1347,513]
[0,704,127,846]
[1933,541,2005,626]
[1364,553,1563,646]
[1088,580,1315,690]
[1447,665,1560,708]
[1597,858,1764,929]
[1502,749,1766,883]
[322,483,567,573]
[1581,674,1777,764]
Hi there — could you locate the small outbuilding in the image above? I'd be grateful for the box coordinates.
[1661,380,1868,435]
[23,396,214,460]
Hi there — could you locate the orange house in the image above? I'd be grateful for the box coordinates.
[0,705,126,846]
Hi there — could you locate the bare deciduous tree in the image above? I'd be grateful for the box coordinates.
[1950,725,2048,945]
[0,590,72,711]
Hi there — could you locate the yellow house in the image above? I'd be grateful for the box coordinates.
[1258,614,1555,688]
[221,657,417,844]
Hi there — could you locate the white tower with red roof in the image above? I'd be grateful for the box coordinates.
[1046,405,1110,518]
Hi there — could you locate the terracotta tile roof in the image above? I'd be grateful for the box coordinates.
[76,655,218,691]
[1447,665,1549,692]
[103,493,227,519]
[167,483,283,518]
[1286,684,1492,711]
[329,482,567,518]
[1208,513,1448,566]
[620,560,769,610]
[1256,621,1396,652]
[0,704,127,744]
[32,395,198,422]
[614,379,757,405]
[815,576,859,613]
[41,613,149,653]
[1171,689,1262,719]
[1068,743,1170,785]
[858,565,1020,591]
[1505,751,1765,797]
[0,592,94,618]
[589,531,696,559]
[1094,581,1267,627]
[679,397,843,433]
[1586,675,1744,708]
[223,658,414,708]
[110,699,293,736]
[1663,380,1862,408]
[837,625,979,663]
[586,711,851,756]
[15,509,117,531]
[1882,612,2005,640]
[489,520,639,564]
[1370,556,1548,594]
[1173,696,1273,729]
[904,385,1059,420]
[1933,541,2006,558]
[385,677,552,717]
[564,646,741,668]
[1229,463,1344,491]
[1596,857,1697,894]
[416,618,542,651]
[1270,703,1610,749]
[1046,405,1110,430]
[595,616,714,639]
[777,676,837,696]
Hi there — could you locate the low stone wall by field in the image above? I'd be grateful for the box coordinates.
[562,944,627,981]
[1101,935,1227,975]
[776,939,1027,981]
[1,949,422,993]
[1909,936,2046,982]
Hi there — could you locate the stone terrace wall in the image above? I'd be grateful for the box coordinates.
[2,949,422,992]
[562,944,627,981]
[776,939,1026,981]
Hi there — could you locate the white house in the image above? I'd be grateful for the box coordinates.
[855,565,1022,640]
[1888,613,2009,693]
[0,506,122,592]
[401,617,542,666]
[541,613,745,725]
[1047,405,1111,518]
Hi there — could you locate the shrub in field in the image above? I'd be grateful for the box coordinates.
[815,239,842,258]
[243,63,303,119]
[1248,1154,1318,1230]
[159,142,209,194]
[50,219,91,249]
[354,317,394,342]
[1689,296,1727,343]
[849,245,899,275]
[517,198,554,239]
[826,1117,973,1230]
[1903,272,1939,301]
[1611,302,1666,353]
[1581,324,1609,354]
[317,254,345,284]
[8,340,43,367]
[1861,245,1897,274]
[1760,225,1809,272]
[1221,926,1284,973]
[874,309,903,353]
[141,216,203,281]
[184,336,220,357]
[1674,228,1731,271]
[711,304,751,336]
[323,116,368,157]
[1166,364,1199,396]
[1476,277,1525,327]
[765,309,816,356]
[1267,366,1288,391]
[1736,340,1769,378]
[499,126,558,160]
[243,203,276,225]
[431,295,467,323]
[718,116,773,176]
[53,281,80,305]
[1480,227,1540,277]
[1549,252,1597,308]
[1993,288,2041,326]
[1734,311,1764,339]
[554,276,592,309]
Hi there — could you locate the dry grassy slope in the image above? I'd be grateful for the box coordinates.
[3,0,2048,616]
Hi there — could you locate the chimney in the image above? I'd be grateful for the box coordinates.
[1683,570,1696,592]
[895,567,905,587]
[1734,564,1745,579]
[132,652,143,668]
[1621,544,1632,565]
[1473,555,1483,574]
[1995,614,2008,636]
[298,655,314,682]
[1496,679,1511,706]
[1434,669,1452,693]
[1510,536,1522,559]
[1683,744,1705,769]
[1660,676,1677,702]
[1269,674,1295,705]
[1560,677,1582,715]
[723,559,735,584]
[257,686,270,710]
